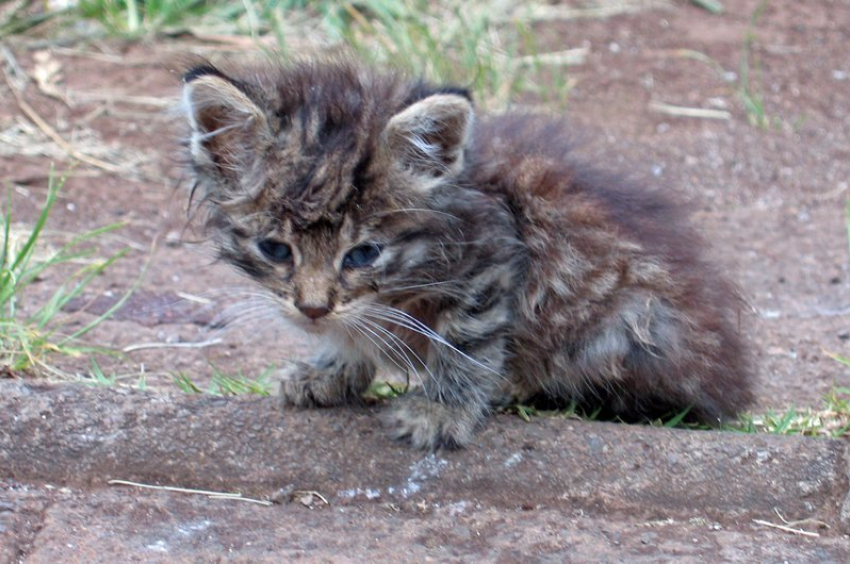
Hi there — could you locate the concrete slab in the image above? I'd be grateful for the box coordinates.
[1,381,848,537]
[1,481,847,563]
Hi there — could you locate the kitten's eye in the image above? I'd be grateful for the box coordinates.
[343,244,382,269]
[257,239,293,263]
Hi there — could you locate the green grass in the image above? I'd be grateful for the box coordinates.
[63,0,570,109]
[734,387,850,438]
[0,168,130,378]
[364,379,408,401]
[505,386,850,439]
[738,0,770,128]
[173,363,277,396]
[168,366,850,439]
[331,2,519,106]
[0,0,65,38]
[504,401,602,423]
[75,0,210,36]
[690,0,724,14]
[171,369,411,401]
[78,358,148,389]
[288,0,574,108]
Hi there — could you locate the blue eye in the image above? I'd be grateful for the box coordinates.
[343,244,381,269]
[257,239,292,263]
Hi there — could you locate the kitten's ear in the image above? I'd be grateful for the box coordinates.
[182,66,271,185]
[385,93,474,188]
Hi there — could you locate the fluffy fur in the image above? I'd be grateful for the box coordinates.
[180,57,753,450]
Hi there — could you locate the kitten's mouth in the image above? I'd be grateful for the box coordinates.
[294,316,333,334]
[276,307,333,335]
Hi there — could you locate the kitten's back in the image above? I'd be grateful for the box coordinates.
[467,114,753,421]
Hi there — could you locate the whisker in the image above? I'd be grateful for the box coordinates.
[380,281,467,301]
[210,300,278,328]
[382,280,459,292]
[206,313,281,341]
[357,317,432,387]
[362,305,501,377]
[344,317,415,380]
[363,207,461,222]
[362,305,446,343]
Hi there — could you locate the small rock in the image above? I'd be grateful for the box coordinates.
[165,231,183,247]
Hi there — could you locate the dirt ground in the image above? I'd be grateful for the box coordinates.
[2,0,850,560]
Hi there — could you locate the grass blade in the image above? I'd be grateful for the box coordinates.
[690,0,724,14]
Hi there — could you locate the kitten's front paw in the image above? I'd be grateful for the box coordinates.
[381,392,481,450]
[277,362,353,408]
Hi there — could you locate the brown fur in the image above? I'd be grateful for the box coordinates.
[180,57,754,450]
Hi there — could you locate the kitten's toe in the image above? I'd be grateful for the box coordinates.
[277,364,318,407]
[381,393,481,450]
[276,363,348,408]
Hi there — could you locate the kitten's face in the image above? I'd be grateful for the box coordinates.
[182,61,474,333]
[219,201,419,334]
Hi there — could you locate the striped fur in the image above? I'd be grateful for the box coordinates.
[181,58,753,450]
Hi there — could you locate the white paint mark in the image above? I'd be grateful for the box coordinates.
[145,540,169,553]
[505,452,523,468]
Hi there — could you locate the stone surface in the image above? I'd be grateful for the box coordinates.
[1,381,849,562]
[10,486,848,563]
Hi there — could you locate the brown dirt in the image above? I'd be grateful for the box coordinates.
[1,0,850,560]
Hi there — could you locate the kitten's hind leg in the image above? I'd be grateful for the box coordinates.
[278,355,375,408]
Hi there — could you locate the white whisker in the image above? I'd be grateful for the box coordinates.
[343,317,416,381]
[357,317,432,387]
[361,304,500,377]
[384,280,458,292]
[364,207,461,221]
[210,301,277,328]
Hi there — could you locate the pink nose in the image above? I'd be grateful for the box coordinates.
[297,304,331,319]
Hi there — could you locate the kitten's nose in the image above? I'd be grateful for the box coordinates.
[296,303,331,320]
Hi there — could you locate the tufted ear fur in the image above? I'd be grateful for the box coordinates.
[182,66,272,196]
[385,94,474,190]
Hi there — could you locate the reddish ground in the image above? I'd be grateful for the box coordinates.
[4,0,850,409]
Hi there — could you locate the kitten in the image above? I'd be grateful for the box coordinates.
[181,57,753,450]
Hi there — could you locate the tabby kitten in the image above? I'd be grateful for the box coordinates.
[181,58,753,450]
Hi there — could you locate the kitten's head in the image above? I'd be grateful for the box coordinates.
[181,59,474,333]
